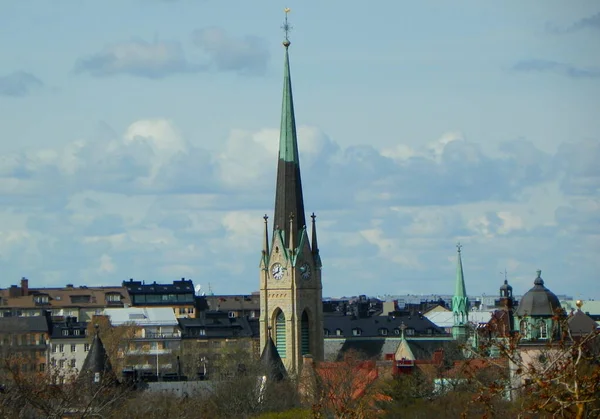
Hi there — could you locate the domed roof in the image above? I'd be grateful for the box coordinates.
[515,270,561,317]
[500,279,512,292]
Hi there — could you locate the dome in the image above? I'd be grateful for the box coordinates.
[515,270,561,317]
[500,280,512,292]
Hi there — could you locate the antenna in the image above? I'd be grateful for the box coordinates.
[194,284,202,296]
[499,268,507,281]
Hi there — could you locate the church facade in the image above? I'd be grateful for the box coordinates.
[259,27,324,375]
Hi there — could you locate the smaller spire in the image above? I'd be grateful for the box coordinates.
[311,213,322,268]
[534,269,544,286]
[262,214,270,258]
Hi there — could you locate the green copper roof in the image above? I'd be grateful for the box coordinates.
[454,244,467,298]
[279,46,300,164]
[452,244,469,328]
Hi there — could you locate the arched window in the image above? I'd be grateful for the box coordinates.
[335,329,343,336]
[519,320,528,336]
[275,310,286,358]
[539,322,548,339]
[301,311,310,355]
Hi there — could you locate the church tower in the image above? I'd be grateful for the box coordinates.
[259,10,324,375]
[452,243,469,341]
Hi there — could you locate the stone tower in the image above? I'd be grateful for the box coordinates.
[452,243,469,341]
[259,12,324,375]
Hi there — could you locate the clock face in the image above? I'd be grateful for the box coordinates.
[271,263,284,280]
[299,262,311,280]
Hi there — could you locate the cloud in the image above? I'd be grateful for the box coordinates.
[0,71,43,97]
[74,39,202,79]
[512,59,600,79]
[0,121,597,298]
[547,12,600,34]
[192,27,269,75]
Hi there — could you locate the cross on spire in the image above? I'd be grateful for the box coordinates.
[456,242,462,253]
[282,8,292,46]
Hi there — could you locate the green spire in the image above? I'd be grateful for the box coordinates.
[279,45,299,163]
[452,243,469,339]
[454,243,467,298]
[273,12,306,249]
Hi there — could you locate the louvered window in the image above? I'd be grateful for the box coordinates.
[275,311,286,358]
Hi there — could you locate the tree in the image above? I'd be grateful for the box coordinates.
[471,314,600,418]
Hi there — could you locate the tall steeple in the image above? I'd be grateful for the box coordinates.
[273,14,306,248]
[452,243,469,340]
[259,9,324,375]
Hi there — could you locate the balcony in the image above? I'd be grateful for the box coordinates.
[135,332,182,340]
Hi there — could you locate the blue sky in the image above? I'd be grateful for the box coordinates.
[0,1,599,299]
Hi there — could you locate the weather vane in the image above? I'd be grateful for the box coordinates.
[282,8,292,46]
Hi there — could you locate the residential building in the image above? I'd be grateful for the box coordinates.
[48,317,89,381]
[123,278,196,319]
[103,307,181,377]
[0,315,50,374]
[201,293,260,319]
[178,310,259,380]
[0,278,129,321]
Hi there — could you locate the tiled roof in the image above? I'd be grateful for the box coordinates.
[324,314,447,337]
[0,286,129,309]
[0,315,49,333]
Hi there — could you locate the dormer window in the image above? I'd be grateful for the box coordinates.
[405,328,415,336]
[379,328,388,336]
[106,293,121,303]
[324,328,330,336]
[62,329,69,336]
[335,329,343,336]
[352,328,362,336]
[34,295,49,304]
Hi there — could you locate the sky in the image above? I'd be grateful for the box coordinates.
[0,1,599,300]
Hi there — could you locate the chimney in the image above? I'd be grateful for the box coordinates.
[21,277,29,297]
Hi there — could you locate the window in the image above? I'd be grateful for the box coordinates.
[84,343,90,352]
[324,328,330,337]
[51,344,57,353]
[70,359,76,368]
[335,329,342,336]
[59,344,64,352]
[73,329,80,336]
[228,311,236,319]
[539,322,548,339]
[352,328,362,336]
[59,360,65,368]
[405,328,415,336]
[301,311,310,355]
[106,293,121,302]
[34,295,49,304]
[62,329,69,336]
[51,358,56,367]
[379,328,388,336]
[71,344,76,352]
[39,363,45,372]
[519,320,528,336]
[275,310,286,358]
[394,328,401,335]
[179,308,186,315]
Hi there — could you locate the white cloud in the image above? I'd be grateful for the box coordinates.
[0,119,597,298]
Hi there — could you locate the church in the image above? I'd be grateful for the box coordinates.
[259,11,324,375]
